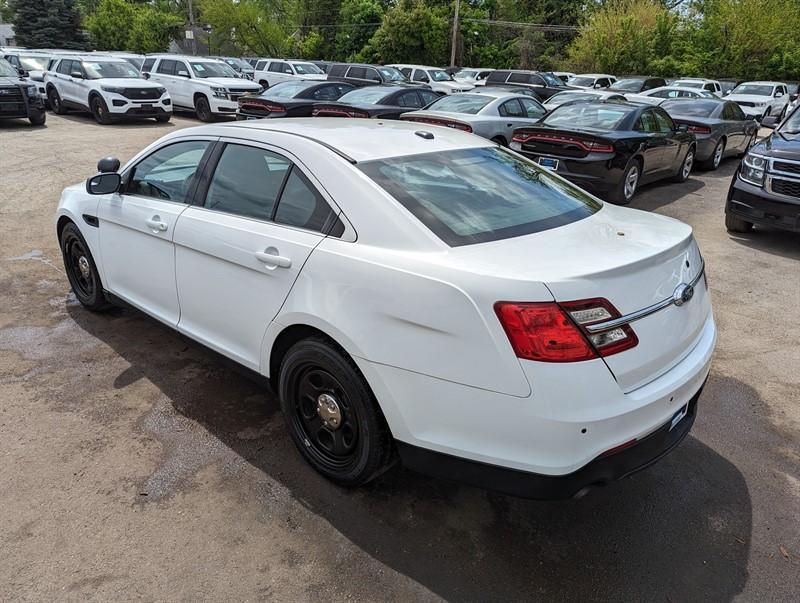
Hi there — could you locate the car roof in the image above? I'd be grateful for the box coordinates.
[186,118,491,163]
[57,55,129,63]
[469,89,533,100]
[738,81,784,85]
[574,73,614,78]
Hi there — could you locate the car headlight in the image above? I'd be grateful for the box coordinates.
[211,86,227,99]
[25,84,38,97]
[754,102,766,107]
[101,86,125,94]
[740,152,767,186]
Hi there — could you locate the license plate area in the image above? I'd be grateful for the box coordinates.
[538,157,559,170]
[669,403,690,431]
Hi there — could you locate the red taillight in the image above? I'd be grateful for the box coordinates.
[239,100,285,113]
[495,298,638,362]
[403,116,473,132]
[311,106,368,118]
[494,302,597,362]
[511,131,614,153]
[686,124,711,134]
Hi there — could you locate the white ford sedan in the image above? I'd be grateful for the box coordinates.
[56,119,716,499]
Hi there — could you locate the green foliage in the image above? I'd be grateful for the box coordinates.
[334,0,384,61]
[359,0,449,64]
[128,5,183,54]
[199,0,293,57]
[86,0,182,53]
[295,30,324,59]
[85,0,135,50]
[10,0,88,49]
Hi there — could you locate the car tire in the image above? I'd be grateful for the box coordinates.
[725,212,753,234]
[671,146,695,183]
[491,135,508,147]
[59,223,112,312]
[259,80,269,88]
[194,95,213,122]
[28,110,46,126]
[90,96,112,125]
[609,159,640,205]
[278,337,395,487]
[699,139,725,171]
[155,113,171,123]
[48,88,66,114]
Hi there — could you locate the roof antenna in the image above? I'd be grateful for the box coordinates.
[415,130,434,140]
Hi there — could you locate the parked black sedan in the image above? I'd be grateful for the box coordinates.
[510,101,695,204]
[660,98,759,170]
[236,80,355,119]
[725,105,800,233]
[311,85,440,119]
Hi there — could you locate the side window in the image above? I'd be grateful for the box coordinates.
[508,72,528,84]
[399,68,412,78]
[418,90,439,105]
[486,71,508,83]
[636,111,659,132]
[364,67,380,82]
[499,99,524,117]
[396,91,422,108]
[157,59,175,75]
[597,78,609,88]
[727,102,745,121]
[412,69,429,82]
[704,83,714,92]
[312,85,341,101]
[336,84,353,96]
[329,64,346,77]
[653,110,674,132]
[520,98,546,118]
[255,60,267,70]
[126,141,210,203]
[205,144,291,221]
[529,75,546,86]
[175,61,190,77]
[141,58,155,73]
[268,61,288,73]
[274,168,334,232]
[56,60,69,75]
[651,89,670,98]
[8,55,19,67]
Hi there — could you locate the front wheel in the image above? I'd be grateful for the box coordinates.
[725,212,753,234]
[278,338,394,487]
[671,147,694,183]
[155,113,171,123]
[194,95,213,122]
[48,88,66,114]
[608,160,640,205]
[91,96,112,125]
[29,110,46,126]
[59,223,111,311]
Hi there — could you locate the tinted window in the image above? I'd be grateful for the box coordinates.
[311,84,346,101]
[660,100,719,117]
[499,99,524,117]
[347,67,367,79]
[141,58,155,73]
[520,98,546,118]
[256,60,268,70]
[508,72,530,84]
[529,75,546,86]
[56,59,71,75]
[399,68,412,78]
[419,90,439,105]
[396,91,422,108]
[636,111,659,132]
[727,102,745,120]
[427,94,490,114]
[363,67,381,82]
[653,110,674,132]
[274,169,334,232]
[359,147,601,247]
[157,59,175,75]
[205,144,291,221]
[545,104,631,129]
[486,71,508,83]
[267,61,288,73]
[412,69,429,82]
[126,141,210,203]
[329,64,347,77]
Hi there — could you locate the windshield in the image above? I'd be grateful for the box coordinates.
[778,106,800,135]
[263,80,316,98]
[0,58,17,77]
[660,100,719,117]
[675,81,703,89]
[378,66,407,82]
[547,91,601,107]
[359,147,601,246]
[429,69,453,82]
[292,62,323,75]
[568,76,596,87]
[224,57,251,69]
[83,61,140,79]
[338,87,390,104]
[427,94,490,114]
[731,84,775,96]
[123,57,143,70]
[543,103,630,129]
[611,79,645,91]
[189,61,238,78]
[19,56,51,71]
[455,70,477,80]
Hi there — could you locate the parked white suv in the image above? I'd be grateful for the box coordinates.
[45,55,172,124]
[3,50,56,102]
[673,78,723,96]
[142,54,261,121]
[389,64,474,94]
[252,59,327,88]
[725,81,791,120]
[567,73,617,89]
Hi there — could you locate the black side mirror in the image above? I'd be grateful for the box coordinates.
[761,116,779,129]
[790,94,798,102]
[86,173,121,195]
[676,123,689,132]
[143,72,150,80]
[17,68,29,78]
[98,156,120,172]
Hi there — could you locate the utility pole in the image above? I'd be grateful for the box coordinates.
[187,0,196,55]
[450,0,460,68]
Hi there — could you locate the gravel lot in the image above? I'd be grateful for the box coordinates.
[1,112,798,601]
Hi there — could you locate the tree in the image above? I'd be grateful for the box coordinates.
[334,0,384,61]
[359,0,449,65]
[199,0,294,56]
[10,0,87,49]
[128,5,184,53]
[85,0,136,50]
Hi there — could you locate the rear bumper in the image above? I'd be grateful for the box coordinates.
[397,385,701,499]
[514,149,624,195]
[727,173,800,232]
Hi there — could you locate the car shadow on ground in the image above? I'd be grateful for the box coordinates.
[54,113,178,129]
[727,227,800,260]
[0,120,48,132]
[68,304,753,601]
[633,162,738,213]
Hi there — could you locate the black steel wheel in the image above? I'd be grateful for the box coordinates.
[279,337,394,486]
[29,109,46,126]
[59,223,111,311]
[194,95,213,122]
[48,88,66,114]
[91,96,112,125]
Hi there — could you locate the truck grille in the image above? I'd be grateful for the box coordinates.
[770,178,800,198]
[121,88,162,100]
[736,101,756,107]
[0,86,24,113]
[772,160,800,176]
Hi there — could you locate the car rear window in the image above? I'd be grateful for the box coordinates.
[661,99,719,117]
[358,147,601,246]
[338,87,391,104]
[426,94,491,114]
[611,78,645,91]
[543,103,630,129]
[264,80,316,98]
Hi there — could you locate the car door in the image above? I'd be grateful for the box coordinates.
[171,59,194,107]
[633,109,667,176]
[497,99,535,133]
[53,59,76,102]
[172,140,338,369]
[725,102,750,151]
[653,108,683,172]
[151,59,179,105]
[98,139,214,326]
[269,61,291,84]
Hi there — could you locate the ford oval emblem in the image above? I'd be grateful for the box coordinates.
[673,283,694,306]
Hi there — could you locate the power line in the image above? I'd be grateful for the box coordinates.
[461,19,579,33]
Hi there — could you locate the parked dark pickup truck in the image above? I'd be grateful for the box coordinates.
[0,58,46,126]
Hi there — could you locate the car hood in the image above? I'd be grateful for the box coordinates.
[725,93,771,103]
[436,81,474,90]
[103,77,165,88]
[0,76,22,86]
[751,131,800,158]
[202,77,261,88]
[296,74,327,81]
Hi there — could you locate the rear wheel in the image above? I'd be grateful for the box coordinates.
[609,160,640,205]
[699,139,725,170]
[671,147,694,182]
[194,95,213,122]
[725,212,753,234]
[48,88,66,114]
[278,338,394,486]
[491,135,508,147]
[59,223,111,311]
[91,96,112,125]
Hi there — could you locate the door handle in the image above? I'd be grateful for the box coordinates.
[145,216,168,232]
[254,247,292,269]
[507,123,513,127]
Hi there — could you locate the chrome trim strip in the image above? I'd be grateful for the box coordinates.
[584,259,705,334]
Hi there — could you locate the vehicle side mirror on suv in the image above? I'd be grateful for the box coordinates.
[143,72,150,80]
[17,67,29,78]
[775,91,784,98]
[761,115,779,129]
[86,173,121,195]
[70,70,83,79]
[177,70,190,77]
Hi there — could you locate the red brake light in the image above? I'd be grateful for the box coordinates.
[494,302,597,362]
[239,99,285,113]
[511,131,614,153]
[312,106,368,118]
[403,116,473,133]
[495,298,638,362]
[686,124,711,134]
